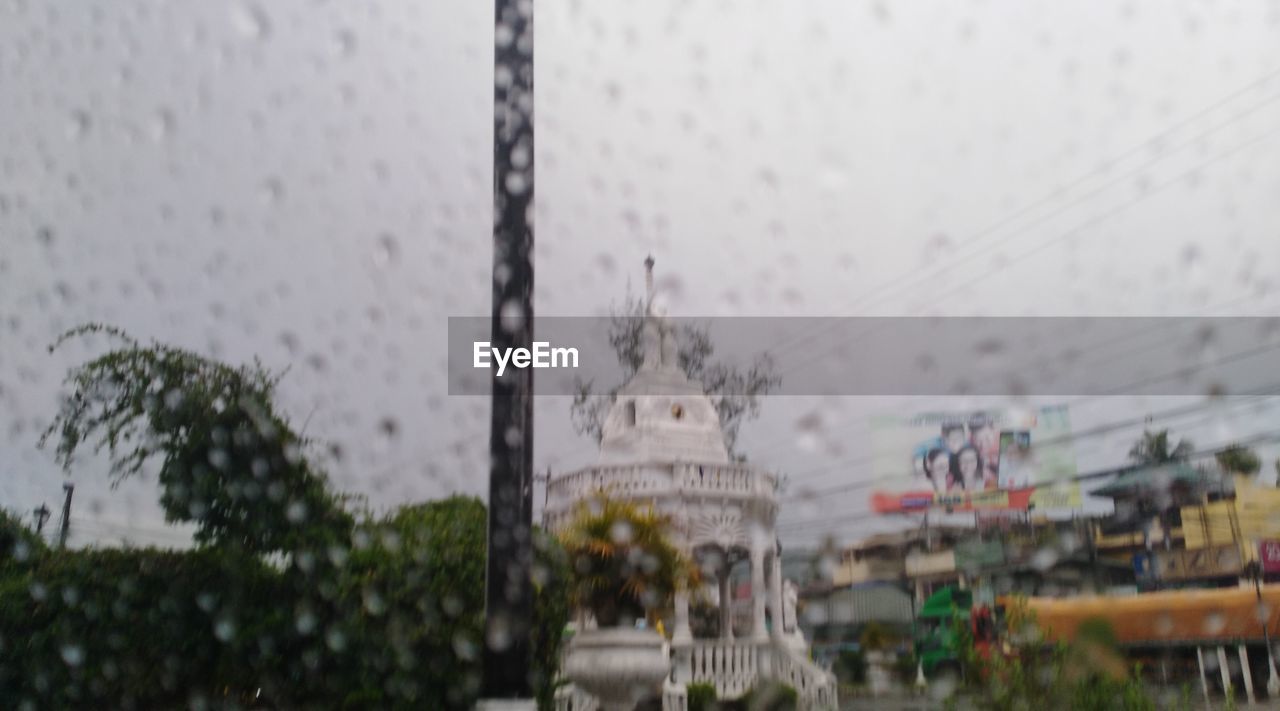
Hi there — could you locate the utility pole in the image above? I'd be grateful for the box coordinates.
[534,467,551,528]
[57,482,74,548]
[33,503,51,535]
[481,0,535,702]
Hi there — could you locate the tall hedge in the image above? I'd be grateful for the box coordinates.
[0,497,571,710]
[0,546,287,709]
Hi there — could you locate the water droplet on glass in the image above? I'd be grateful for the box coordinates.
[229,3,270,41]
[378,417,399,441]
[67,109,91,139]
[505,171,528,195]
[1202,611,1226,635]
[334,28,357,57]
[214,616,236,642]
[295,609,317,635]
[60,644,85,667]
[499,299,524,334]
[150,108,175,141]
[286,500,308,524]
[373,233,398,268]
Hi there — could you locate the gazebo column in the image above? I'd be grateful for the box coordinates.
[768,551,785,639]
[751,542,768,641]
[719,571,734,640]
[671,585,693,684]
[672,587,692,644]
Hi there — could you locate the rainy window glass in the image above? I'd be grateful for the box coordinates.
[2,1,1280,709]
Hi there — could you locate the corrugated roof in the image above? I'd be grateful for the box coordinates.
[1091,463,1225,498]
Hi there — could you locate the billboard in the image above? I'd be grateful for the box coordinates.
[869,405,1080,514]
[1260,540,1280,575]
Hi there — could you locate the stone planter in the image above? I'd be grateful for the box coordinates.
[563,626,670,711]
[864,650,894,697]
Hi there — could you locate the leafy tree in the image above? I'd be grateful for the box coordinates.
[40,324,351,553]
[1215,444,1262,475]
[570,295,780,457]
[1127,429,1194,466]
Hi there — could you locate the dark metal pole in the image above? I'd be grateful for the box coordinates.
[483,0,535,699]
[33,503,51,535]
[57,483,74,548]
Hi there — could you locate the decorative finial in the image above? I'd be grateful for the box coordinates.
[644,255,655,307]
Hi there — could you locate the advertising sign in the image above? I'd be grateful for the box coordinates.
[955,540,1006,570]
[869,405,1079,514]
[1156,544,1242,581]
[1260,540,1280,575]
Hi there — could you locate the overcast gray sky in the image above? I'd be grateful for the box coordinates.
[2,0,1279,549]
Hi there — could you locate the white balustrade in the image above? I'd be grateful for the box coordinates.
[546,461,777,525]
[688,640,760,699]
[770,645,839,710]
[561,640,836,711]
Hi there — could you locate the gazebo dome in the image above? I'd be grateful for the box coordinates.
[597,257,730,465]
[598,359,730,465]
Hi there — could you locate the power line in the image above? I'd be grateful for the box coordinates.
[739,288,1278,463]
[761,67,1280,361]
[773,123,1280,382]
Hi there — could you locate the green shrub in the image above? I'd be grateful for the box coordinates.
[0,546,288,708]
[731,681,798,711]
[687,681,717,711]
[834,648,866,684]
[893,651,919,685]
[0,496,572,711]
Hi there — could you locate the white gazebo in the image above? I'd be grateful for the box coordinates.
[548,261,837,710]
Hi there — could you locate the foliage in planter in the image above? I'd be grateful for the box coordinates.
[558,495,699,626]
[686,681,718,711]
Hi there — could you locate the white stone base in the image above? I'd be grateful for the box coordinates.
[474,699,536,711]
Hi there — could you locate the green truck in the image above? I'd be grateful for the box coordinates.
[914,586,1001,680]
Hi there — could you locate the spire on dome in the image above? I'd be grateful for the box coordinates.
[644,254,656,315]
[639,255,678,372]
